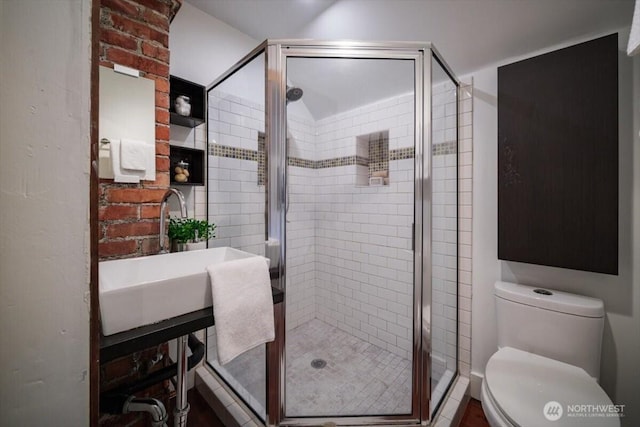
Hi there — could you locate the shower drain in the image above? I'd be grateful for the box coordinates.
[311,358,327,369]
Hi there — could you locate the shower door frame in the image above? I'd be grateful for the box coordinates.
[264,40,450,427]
[205,39,460,427]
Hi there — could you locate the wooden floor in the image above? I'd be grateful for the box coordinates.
[460,398,490,427]
[178,389,489,427]
[168,388,225,427]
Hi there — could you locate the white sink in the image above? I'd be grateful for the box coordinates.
[99,247,267,336]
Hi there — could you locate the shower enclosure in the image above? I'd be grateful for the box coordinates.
[205,40,459,426]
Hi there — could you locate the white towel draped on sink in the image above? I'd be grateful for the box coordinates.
[206,256,275,364]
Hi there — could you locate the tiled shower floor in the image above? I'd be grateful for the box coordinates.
[285,319,412,417]
[207,318,413,419]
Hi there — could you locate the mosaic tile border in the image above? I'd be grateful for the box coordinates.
[209,144,258,161]
[257,136,266,186]
[288,157,314,169]
[210,142,453,172]
[390,147,414,161]
[433,141,457,156]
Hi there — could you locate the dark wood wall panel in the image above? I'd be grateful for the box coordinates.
[498,34,618,275]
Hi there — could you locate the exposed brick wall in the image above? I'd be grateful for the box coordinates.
[99,346,171,427]
[98,0,182,260]
[98,1,182,425]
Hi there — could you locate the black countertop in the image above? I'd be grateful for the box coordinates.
[100,286,283,364]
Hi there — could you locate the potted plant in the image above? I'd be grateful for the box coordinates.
[168,217,216,252]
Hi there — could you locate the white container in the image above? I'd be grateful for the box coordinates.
[99,247,268,335]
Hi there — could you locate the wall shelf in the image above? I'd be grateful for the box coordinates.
[170,112,205,128]
[170,145,205,186]
[170,75,205,128]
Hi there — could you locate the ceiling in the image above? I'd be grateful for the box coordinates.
[187,0,338,40]
[186,0,634,119]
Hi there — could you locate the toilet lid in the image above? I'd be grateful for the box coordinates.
[485,347,620,427]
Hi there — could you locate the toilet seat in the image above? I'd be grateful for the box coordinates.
[482,347,619,427]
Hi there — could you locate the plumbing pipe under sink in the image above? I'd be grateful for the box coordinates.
[124,397,168,427]
[100,334,204,426]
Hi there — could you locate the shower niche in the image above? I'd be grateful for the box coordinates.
[355,131,390,186]
[204,40,460,426]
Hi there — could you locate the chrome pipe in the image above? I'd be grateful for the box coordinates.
[123,396,168,427]
[174,334,190,427]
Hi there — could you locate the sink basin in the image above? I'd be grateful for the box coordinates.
[99,247,267,336]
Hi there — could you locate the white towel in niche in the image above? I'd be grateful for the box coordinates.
[120,138,149,171]
[207,256,275,365]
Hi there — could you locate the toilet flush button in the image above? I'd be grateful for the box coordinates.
[533,289,553,296]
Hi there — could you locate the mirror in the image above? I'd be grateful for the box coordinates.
[98,65,155,181]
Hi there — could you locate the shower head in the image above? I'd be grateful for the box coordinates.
[286,86,303,104]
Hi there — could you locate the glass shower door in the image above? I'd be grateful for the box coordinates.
[206,49,269,421]
[283,55,418,419]
[429,56,459,416]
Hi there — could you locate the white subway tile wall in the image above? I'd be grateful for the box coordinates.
[431,79,459,383]
[205,80,473,383]
[457,82,473,379]
[207,91,266,257]
[311,93,415,359]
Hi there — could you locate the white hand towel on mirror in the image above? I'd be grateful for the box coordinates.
[120,138,149,171]
[207,257,275,364]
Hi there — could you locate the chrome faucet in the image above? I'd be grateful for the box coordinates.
[159,188,188,253]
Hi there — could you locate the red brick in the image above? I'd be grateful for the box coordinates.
[155,91,169,109]
[103,0,141,17]
[99,205,139,221]
[107,221,159,238]
[141,237,160,255]
[141,8,169,31]
[107,188,167,203]
[110,14,169,47]
[141,40,170,63]
[134,0,170,17]
[99,240,137,257]
[169,0,183,21]
[109,13,149,39]
[150,171,170,187]
[105,47,169,76]
[100,355,137,384]
[156,141,170,156]
[155,108,169,125]
[155,155,170,172]
[156,123,170,140]
[140,205,161,219]
[155,77,169,94]
[100,28,138,51]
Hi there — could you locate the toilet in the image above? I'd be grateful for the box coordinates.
[481,281,620,427]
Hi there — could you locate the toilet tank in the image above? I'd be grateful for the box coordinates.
[495,281,604,379]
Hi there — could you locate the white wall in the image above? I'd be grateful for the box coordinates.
[170,1,258,87]
[0,1,91,425]
[470,31,640,426]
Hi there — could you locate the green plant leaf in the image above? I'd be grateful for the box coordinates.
[168,216,216,243]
